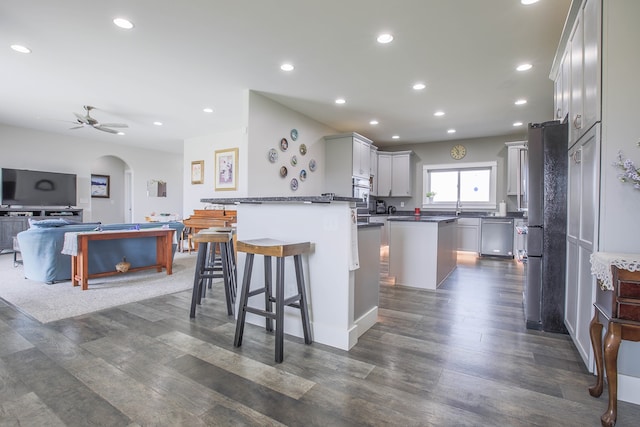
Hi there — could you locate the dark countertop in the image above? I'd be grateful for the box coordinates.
[200,195,360,204]
[357,222,384,228]
[372,210,526,219]
[387,215,457,223]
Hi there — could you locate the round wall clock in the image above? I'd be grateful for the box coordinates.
[450,144,466,160]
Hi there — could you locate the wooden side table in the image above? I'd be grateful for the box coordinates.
[589,256,640,427]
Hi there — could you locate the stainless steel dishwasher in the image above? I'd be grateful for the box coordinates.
[480,217,514,257]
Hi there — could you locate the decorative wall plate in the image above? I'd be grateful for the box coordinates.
[280,166,288,177]
[290,128,298,141]
[309,159,317,171]
[290,155,298,166]
[290,178,299,191]
[299,169,307,181]
[268,148,278,163]
[280,138,289,151]
[299,143,307,155]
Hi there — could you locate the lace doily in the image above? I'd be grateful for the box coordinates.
[590,252,640,291]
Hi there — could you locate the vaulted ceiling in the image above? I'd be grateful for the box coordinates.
[0,0,571,153]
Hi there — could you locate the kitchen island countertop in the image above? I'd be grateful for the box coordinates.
[388,215,457,223]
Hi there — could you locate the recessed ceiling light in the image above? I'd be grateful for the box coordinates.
[10,44,31,53]
[203,108,214,113]
[335,98,346,105]
[516,63,533,71]
[377,33,393,44]
[413,83,426,90]
[434,111,445,117]
[117,132,125,136]
[521,0,539,5]
[392,135,400,139]
[280,63,294,71]
[447,129,456,134]
[370,120,379,125]
[515,99,527,105]
[153,121,163,126]
[113,18,134,29]
[513,122,524,127]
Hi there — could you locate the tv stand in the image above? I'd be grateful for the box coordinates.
[0,207,83,251]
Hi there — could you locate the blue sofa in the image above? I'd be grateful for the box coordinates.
[17,220,185,284]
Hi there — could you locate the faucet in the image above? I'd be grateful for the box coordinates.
[455,200,462,216]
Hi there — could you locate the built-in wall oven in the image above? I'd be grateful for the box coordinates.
[352,176,370,222]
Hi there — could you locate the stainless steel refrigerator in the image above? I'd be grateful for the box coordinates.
[524,120,568,333]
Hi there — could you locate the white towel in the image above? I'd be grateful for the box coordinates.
[61,232,79,255]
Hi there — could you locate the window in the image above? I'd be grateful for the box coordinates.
[423,161,497,210]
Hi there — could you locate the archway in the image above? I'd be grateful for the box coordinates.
[90,155,131,224]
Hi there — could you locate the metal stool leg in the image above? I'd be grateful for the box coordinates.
[264,255,273,332]
[275,256,285,363]
[234,253,255,347]
[294,254,313,344]
[190,242,209,318]
[220,241,234,315]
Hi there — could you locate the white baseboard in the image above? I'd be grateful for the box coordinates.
[619,374,640,405]
[355,306,378,338]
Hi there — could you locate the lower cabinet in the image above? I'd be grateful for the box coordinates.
[565,124,600,371]
[456,218,480,253]
[0,217,27,251]
[368,215,388,246]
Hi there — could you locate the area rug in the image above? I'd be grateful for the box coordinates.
[0,252,201,324]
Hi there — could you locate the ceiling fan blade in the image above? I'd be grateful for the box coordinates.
[74,112,89,124]
[94,125,119,134]
[69,125,85,130]
[99,123,128,128]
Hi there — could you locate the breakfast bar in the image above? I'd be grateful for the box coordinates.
[201,195,379,351]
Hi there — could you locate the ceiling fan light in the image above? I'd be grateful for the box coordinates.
[117,131,125,135]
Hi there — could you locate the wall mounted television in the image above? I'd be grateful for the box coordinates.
[1,168,77,207]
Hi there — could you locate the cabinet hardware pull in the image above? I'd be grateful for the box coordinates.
[557,108,562,119]
[573,114,582,129]
[573,149,582,164]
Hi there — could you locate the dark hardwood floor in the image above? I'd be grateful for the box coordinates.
[1,251,639,426]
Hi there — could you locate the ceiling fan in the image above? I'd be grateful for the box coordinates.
[70,105,128,134]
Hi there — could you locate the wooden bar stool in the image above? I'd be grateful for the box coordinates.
[189,229,236,318]
[234,238,312,363]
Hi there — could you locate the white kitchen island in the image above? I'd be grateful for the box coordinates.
[388,216,457,290]
[200,195,381,351]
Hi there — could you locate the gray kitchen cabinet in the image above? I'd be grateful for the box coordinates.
[377,151,413,197]
[505,141,527,197]
[565,124,600,372]
[558,0,601,147]
[324,132,373,195]
[456,217,480,253]
[370,145,378,196]
[377,153,392,197]
[368,215,388,246]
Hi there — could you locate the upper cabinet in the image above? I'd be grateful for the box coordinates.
[554,0,601,147]
[352,136,371,178]
[370,145,378,196]
[324,132,373,195]
[377,151,413,197]
[505,141,527,197]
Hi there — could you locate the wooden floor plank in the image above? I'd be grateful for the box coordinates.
[1,251,639,426]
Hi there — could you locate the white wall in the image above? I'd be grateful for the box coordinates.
[246,91,336,196]
[182,127,248,215]
[0,124,183,223]
[376,133,525,212]
[90,155,126,223]
[599,0,640,387]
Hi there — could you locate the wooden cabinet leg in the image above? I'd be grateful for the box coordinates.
[589,310,604,397]
[601,322,622,427]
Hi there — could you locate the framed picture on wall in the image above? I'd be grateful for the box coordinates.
[214,148,238,191]
[191,160,204,184]
[91,174,110,198]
